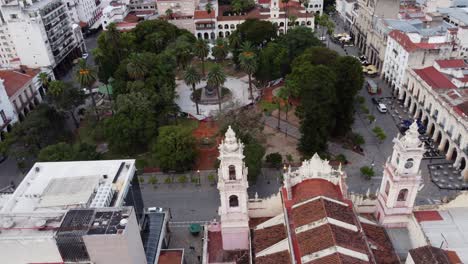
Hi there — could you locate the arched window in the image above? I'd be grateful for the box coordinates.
[230,24,235,29]
[229,195,239,207]
[385,181,390,195]
[218,24,223,29]
[204,32,209,39]
[224,24,229,29]
[229,165,236,180]
[197,33,202,39]
[306,21,312,26]
[280,22,285,27]
[397,189,408,201]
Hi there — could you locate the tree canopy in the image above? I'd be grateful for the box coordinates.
[38,142,100,162]
[236,19,277,47]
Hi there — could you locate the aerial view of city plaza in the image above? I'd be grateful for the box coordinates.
[0,0,467,262]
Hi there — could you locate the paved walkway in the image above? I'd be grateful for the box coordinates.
[263,115,300,139]
[175,75,258,120]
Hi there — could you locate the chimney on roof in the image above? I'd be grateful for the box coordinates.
[19,65,26,73]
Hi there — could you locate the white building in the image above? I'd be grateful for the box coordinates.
[0,160,147,264]
[402,59,468,178]
[336,0,356,26]
[382,28,454,97]
[64,0,102,28]
[101,0,156,30]
[0,0,86,76]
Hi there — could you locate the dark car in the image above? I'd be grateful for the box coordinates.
[0,154,7,164]
[371,98,379,105]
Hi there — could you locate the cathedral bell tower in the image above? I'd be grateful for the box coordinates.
[217,126,250,250]
[376,122,425,227]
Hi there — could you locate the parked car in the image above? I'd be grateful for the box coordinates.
[82,53,89,60]
[377,103,387,113]
[371,98,379,105]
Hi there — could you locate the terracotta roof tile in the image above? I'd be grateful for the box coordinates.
[413,67,456,89]
[308,253,370,264]
[157,250,183,264]
[291,179,343,204]
[207,231,249,263]
[361,223,399,264]
[253,224,287,253]
[436,59,467,69]
[194,10,215,19]
[0,67,40,98]
[256,250,291,264]
[409,246,451,264]
[249,217,272,228]
[414,211,443,222]
[292,198,355,228]
[389,30,450,52]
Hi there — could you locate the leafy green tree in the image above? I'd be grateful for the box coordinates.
[0,105,68,159]
[360,166,375,180]
[38,142,100,161]
[47,81,85,128]
[165,8,173,19]
[228,31,242,68]
[194,39,209,76]
[332,56,364,136]
[38,72,50,91]
[278,27,322,64]
[212,38,228,62]
[75,59,98,117]
[127,53,149,80]
[291,65,336,156]
[231,0,255,12]
[292,46,339,68]
[152,125,196,172]
[255,42,288,82]
[244,139,265,182]
[236,19,277,47]
[207,64,227,111]
[104,92,158,154]
[277,85,291,121]
[172,35,194,69]
[184,65,202,115]
[239,41,257,100]
[265,152,282,168]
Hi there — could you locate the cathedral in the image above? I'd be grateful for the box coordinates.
[204,124,462,263]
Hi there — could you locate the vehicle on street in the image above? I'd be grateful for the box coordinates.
[0,154,7,164]
[366,79,379,94]
[319,36,326,41]
[377,103,387,113]
[82,53,89,60]
[365,65,378,77]
[371,98,379,105]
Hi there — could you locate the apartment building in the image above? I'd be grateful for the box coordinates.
[0,0,86,76]
[403,59,468,178]
[336,0,357,27]
[64,0,102,28]
[382,23,455,96]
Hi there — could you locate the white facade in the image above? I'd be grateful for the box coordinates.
[217,126,250,250]
[0,79,16,132]
[376,122,425,227]
[0,22,18,68]
[64,0,102,26]
[305,0,323,15]
[336,0,356,26]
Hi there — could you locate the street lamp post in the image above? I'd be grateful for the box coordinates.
[197,169,201,185]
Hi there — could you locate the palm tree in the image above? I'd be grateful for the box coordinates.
[184,65,202,115]
[48,80,65,97]
[105,23,122,61]
[205,2,214,41]
[38,72,50,91]
[165,8,173,19]
[281,0,290,33]
[207,64,226,111]
[75,59,98,118]
[194,39,209,76]
[228,32,242,68]
[212,38,228,62]
[232,1,242,15]
[127,53,148,80]
[239,41,257,100]
[277,85,291,122]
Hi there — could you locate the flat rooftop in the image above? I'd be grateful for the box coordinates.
[0,160,136,239]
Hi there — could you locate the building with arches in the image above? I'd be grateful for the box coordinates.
[402,59,468,179]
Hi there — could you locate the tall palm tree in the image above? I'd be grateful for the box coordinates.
[281,0,290,33]
[277,85,291,122]
[212,38,228,62]
[239,41,257,100]
[184,65,202,115]
[207,64,226,111]
[205,2,214,41]
[38,72,50,91]
[127,53,148,80]
[75,59,98,118]
[194,39,209,76]
[228,32,242,68]
[105,23,122,61]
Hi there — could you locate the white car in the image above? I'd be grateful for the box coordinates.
[377,103,387,113]
[319,36,326,41]
[82,53,89,60]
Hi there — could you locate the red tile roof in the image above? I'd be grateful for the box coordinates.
[446,250,462,264]
[253,224,287,253]
[207,231,249,263]
[361,223,400,264]
[409,246,452,264]
[296,224,369,257]
[436,59,467,69]
[413,67,457,89]
[157,250,183,264]
[256,250,291,264]
[389,30,449,52]
[292,198,355,228]
[258,0,270,4]
[0,67,40,98]
[194,10,215,19]
[291,179,343,204]
[414,211,443,222]
[308,253,370,264]
[454,101,468,117]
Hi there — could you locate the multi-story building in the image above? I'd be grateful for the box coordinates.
[382,25,455,97]
[0,159,148,263]
[101,0,156,30]
[64,0,102,28]
[438,7,468,59]
[336,0,357,27]
[351,0,399,70]
[402,59,468,178]
[0,20,19,68]
[0,0,86,76]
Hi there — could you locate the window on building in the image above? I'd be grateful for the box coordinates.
[229,195,239,207]
[228,165,236,180]
[0,110,6,123]
[397,189,408,201]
